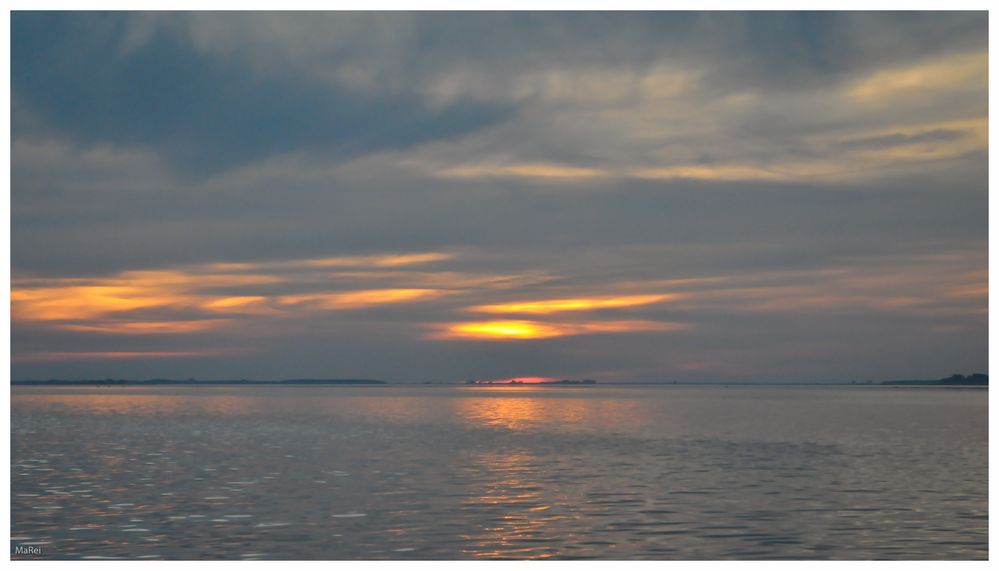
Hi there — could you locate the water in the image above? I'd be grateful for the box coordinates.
[10,384,987,560]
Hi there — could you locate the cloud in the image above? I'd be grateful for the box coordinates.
[59,320,233,335]
[11,252,460,323]
[10,12,987,381]
[278,289,447,310]
[846,51,987,104]
[12,12,514,176]
[435,163,609,180]
[13,350,229,363]
[468,294,677,315]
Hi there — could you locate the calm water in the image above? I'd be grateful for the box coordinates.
[10,385,988,560]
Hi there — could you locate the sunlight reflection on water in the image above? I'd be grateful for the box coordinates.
[11,385,987,560]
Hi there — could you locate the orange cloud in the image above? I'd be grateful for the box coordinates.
[181,252,453,273]
[11,284,192,321]
[11,250,460,324]
[633,164,787,182]
[299,252,453,268]
[118,269,284,288]
[317,270,552,291]
[468,293,676,314]
[437,162,607,180]
[11,268,284,322]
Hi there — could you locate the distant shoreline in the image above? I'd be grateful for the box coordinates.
[11,379,387,386]
[10,376,987,387]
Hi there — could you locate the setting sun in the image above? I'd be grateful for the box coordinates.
[437,320,565,339]
[432,319,687,340]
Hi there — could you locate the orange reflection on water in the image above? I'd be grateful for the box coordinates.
[451,388,654,558]
[452,386,643,433]
[458,450,562,559]
[11,389,262,416]
[454,390,557,431]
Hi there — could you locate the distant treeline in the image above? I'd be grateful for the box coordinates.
[11,379,387,386]
[882,374,988,386]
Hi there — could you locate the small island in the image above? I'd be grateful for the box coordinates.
[465,378,597,385]
[882,373,987,386]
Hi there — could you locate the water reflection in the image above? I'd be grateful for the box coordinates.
[11,386,987,559]
[453,386,643,433]
[11,391,261,416]
[455,391,553,431]
[13,386,650,435]
[458,450,563,559]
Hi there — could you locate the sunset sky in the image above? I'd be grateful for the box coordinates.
[11,12,988,382]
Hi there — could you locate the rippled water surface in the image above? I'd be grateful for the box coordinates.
[11,385,987,559]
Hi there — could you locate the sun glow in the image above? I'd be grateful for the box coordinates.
[484,376,557,384]
[441,320,565,339]
[431,319,687,340]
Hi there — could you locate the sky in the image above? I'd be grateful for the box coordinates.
[10,12,988,382]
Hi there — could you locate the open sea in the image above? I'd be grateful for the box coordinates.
[10,384,988,560]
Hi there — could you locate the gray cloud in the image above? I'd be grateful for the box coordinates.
[11,12,987,382]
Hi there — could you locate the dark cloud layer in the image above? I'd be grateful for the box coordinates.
[11,12,988,382]
[13,12,514,175]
